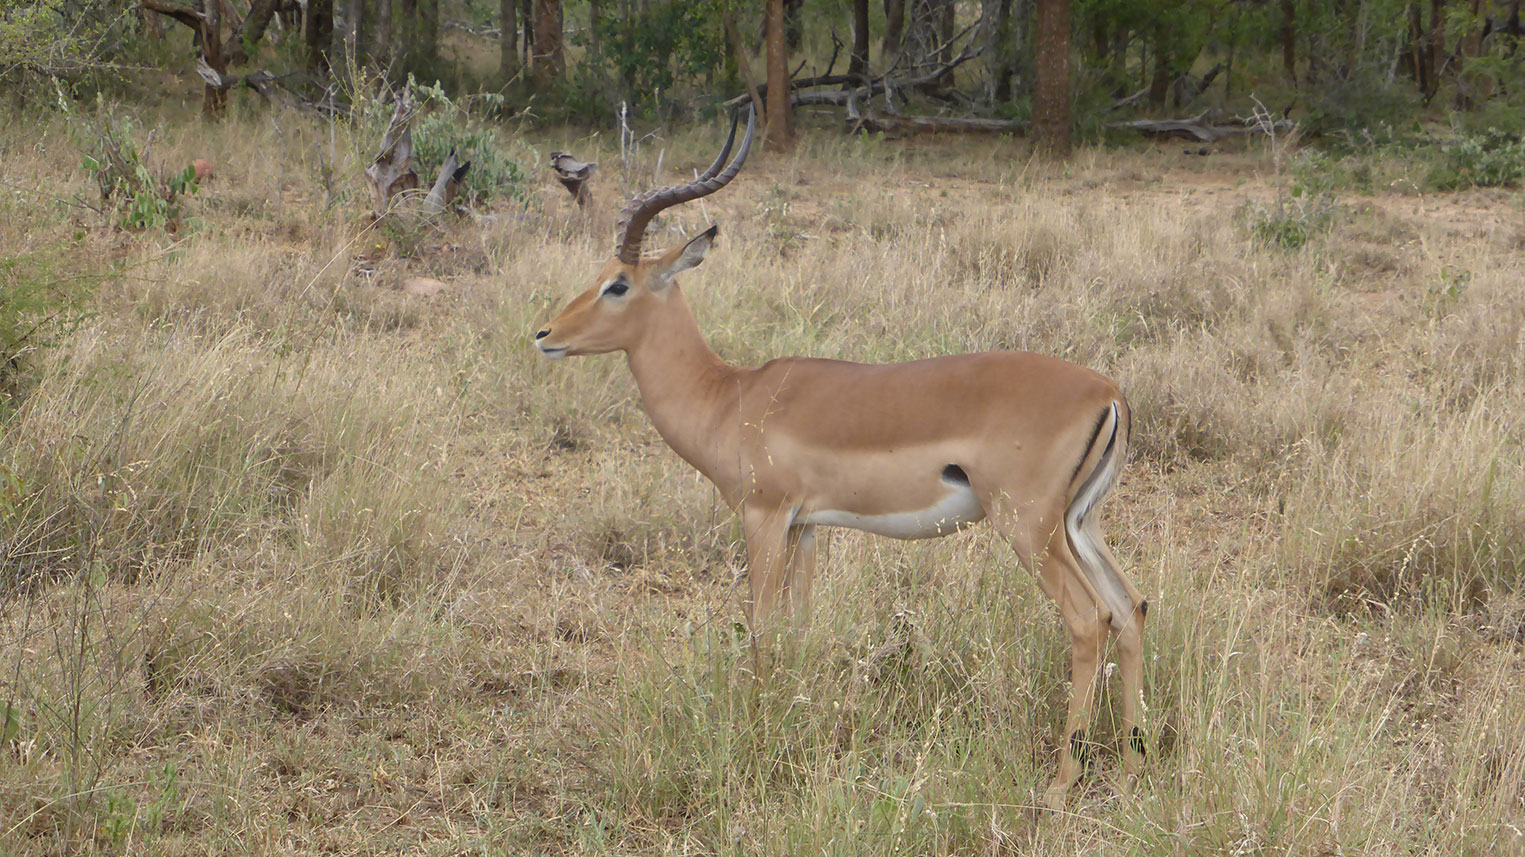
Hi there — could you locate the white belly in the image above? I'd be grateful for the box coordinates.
[798,482,986,540]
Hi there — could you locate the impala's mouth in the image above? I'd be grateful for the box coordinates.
[536,343,568,359]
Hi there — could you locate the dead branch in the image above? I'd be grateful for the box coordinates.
[138,0,202,30]
[853,111,1025,135]
[423,150,471,215]
[364,92,419,217]
[724,21,982,114]
[550,152,596,208]
[1113,111,1296,142]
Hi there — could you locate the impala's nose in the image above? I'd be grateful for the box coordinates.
[535,329,550,340]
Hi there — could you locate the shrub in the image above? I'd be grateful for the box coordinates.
[67,101,201,232]
[408,79,531,208]
[1427,129,1525,189]
[566,0,731,118]
[0,245,94,409]
[1244,191,1337,250]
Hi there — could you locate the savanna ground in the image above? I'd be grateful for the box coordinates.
[2,83,1524,856]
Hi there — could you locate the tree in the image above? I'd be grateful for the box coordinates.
[532,0,563,86]
[785,0,804,50]
[1280,0,1296,82]
[140,0,284,117]
[375,0,392,65]
[0,0,121,88]
[765,0,793,146]
[850,0,870,79]
[396,0,440,76]
[305,0,335,74]
[989,0,1018,104]
[500,0,517,77]
[1032,0,1070,155]
[883,0,905,60]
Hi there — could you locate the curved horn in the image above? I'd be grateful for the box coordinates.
[615,106,756,265]
[695,109,741,183]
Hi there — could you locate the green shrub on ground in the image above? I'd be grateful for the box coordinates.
[0,244,95,409]
[1427,128,1525,189]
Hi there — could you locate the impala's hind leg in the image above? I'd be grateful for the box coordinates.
[742,503,793,634]
[781,524,818,625]
[742,504,817,634]
[1080,517,1148,780]
[990,509,1112,810]
[1064,401,1148,783]
[1038,534,1113,809]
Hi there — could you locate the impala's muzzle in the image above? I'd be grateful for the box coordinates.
[534,328,567,359]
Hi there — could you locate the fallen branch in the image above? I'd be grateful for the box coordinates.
[1113,111,1296,142]
[723,23,981,113]
[852,110,1025,135]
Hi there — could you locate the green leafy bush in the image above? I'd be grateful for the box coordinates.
[1244,152,1340,249]
[567,0,731,117]
[351,76,530,209]
[68,103,200,231]
[1428,129,1525,189]
[410,80,529,207]
[0,245,94,408]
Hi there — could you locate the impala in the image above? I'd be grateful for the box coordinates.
[534,108,1148,806]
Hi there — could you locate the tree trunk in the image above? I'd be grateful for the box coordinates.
[521,0,533,65]
[1427,0,1444,100]
[904,0,941,66]
[1032,0,1070,156]
[766,0,794,146]
[938,0,954,64]
[143,0,282,117]
[1404,1,1428,90]
[587,0,601,55]
[851,0,870,79]
[1456,0,1487,107]
[532,0,564,85]
[1148,42,1170,107]
[420,0,439,64]
[374,0,391,65]
[140,5,165,39]
[1111,25,1127,94]
[500,0,517,75]
[1280,0,1296,81]
[883,0,905,60]
[991,0,1014,103]
[201,0,227,118]
[305,0,335,74]
[785,0,804,51]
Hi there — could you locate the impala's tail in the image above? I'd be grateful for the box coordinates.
[1064,399,1136,630]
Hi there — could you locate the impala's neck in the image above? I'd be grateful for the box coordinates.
[624,286,744,503]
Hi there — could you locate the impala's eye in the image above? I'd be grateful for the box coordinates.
[602,280,629,298]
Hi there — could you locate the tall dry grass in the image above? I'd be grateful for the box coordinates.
[0,95,1522,854]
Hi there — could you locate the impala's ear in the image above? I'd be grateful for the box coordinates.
[651,224,718,289]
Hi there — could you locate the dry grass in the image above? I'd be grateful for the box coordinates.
[1,92,1523,855]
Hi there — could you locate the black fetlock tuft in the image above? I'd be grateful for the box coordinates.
[1129,726,1147,759]
[1070,729,1090,769]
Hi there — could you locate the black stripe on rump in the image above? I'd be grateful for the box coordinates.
[1070,405,1113,488]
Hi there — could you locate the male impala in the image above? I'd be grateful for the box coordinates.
[534,108,1148,806]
